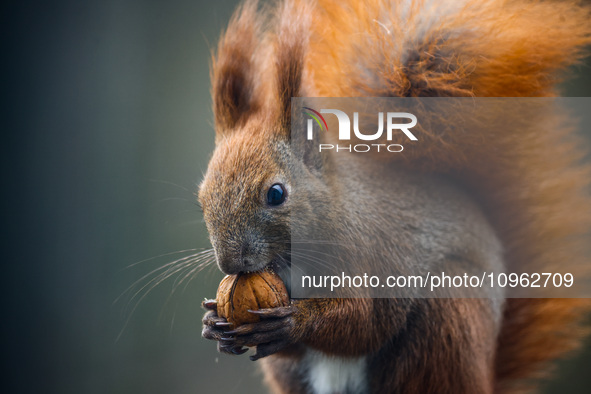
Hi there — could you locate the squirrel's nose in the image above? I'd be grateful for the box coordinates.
[217,257,242,275]
[216,243,257,274]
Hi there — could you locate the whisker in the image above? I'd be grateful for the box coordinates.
[171,257,216,296]
[116,250,214,304]
[290,248,345,262]
[277,253,307,280]
[288,250,340,273]
[155,197,195,204]
[289,239,350,246]
[124,258,201,313]
[116,247,216,341]
[158,256,218,313]
[173,256,215,291]
[157,253,218,324]
[123,248,202,270]
[148,178,194,195]
[116,250,215,341]
[170,310,176,333]
[157,262,203,324]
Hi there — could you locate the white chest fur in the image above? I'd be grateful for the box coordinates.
[303,349,368,394]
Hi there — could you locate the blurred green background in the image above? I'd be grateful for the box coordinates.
[3,0,590,393]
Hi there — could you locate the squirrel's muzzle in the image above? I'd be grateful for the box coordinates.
[214,237,267,275]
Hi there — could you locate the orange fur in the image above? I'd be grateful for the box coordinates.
[308,0,591,98]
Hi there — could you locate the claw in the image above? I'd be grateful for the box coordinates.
[215,321,232,327]
[202,299,217,310]
[250,339,289,361]
[218,343,233,354]
[202,325,225,341]
[218,341,248,356]
[202,310,226,327]
[231,346,248,355]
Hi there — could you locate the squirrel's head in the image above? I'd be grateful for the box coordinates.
[199,0,318,275]
[199,129,292,275]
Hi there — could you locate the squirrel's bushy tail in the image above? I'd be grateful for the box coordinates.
[308,0,591,98]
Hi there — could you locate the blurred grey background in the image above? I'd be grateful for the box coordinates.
[2,0,590,393]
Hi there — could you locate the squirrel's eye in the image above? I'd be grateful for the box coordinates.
[267,183,287,206]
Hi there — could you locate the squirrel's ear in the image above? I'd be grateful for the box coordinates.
[274,0,311,135]
[211,0,262,133]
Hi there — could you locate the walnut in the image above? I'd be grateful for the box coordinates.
[216,270,289,327]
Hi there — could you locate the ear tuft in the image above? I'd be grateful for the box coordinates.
[274,0,312,133]
[211,0,262,133]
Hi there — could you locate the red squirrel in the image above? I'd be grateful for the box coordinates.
[200,0,591,392]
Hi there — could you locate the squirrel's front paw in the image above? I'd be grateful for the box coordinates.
[222,304,298,361]
[201,299,248,355]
